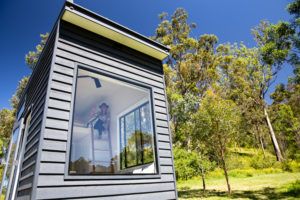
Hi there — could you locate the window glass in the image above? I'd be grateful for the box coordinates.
[1,127,20,199]
[16,102,25,120]
[0,114,31,200]
[69,68,157,175]
[119,102,155,171]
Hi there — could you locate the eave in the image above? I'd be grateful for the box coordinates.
[61,2,169,61]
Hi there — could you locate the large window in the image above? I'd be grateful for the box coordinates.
[69,67,157,175]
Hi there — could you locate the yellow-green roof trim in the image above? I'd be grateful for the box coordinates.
[61,5,169,61]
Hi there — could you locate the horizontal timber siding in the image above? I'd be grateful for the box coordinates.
[16,26,57,200]
[35,21,176,199]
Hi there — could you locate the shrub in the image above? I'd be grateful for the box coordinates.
[250,152,277,169]
[227,168,282,178]
[260,167,283,174]
[173,147,201,180]
[282,159,300,172]
[228,168,254,177]
[207,168,224,179]
[227,153,252,169]
[208,167,284,179]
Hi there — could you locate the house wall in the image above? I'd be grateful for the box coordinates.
[33,21,177,199]
[16,26,57,200]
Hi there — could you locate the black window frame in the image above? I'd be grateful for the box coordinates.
[64,64,161,180]
[119,101,155,171]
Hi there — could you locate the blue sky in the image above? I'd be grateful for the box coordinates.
[0,0,293,109]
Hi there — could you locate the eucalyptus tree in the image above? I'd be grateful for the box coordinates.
[154,8,219,148]
[286,0,300,122]
[216,43,267,151]
[251,21,294,161]
[192,90,241,194]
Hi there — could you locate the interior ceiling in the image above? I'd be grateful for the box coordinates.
[75,75,121,114]
[75,69,148,117]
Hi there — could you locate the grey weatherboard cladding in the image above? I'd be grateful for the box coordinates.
[14,2,177,200]
[16,24,57,199]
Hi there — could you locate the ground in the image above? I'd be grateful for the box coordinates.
[177,172,300,200]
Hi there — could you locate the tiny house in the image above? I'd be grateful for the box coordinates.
[0,1,177,200]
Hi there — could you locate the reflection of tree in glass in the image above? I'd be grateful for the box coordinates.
[2,141,17,195]
[121,131,154,169]
[70,157,91,174]
[94,162,113,173]
[70,157,116,174]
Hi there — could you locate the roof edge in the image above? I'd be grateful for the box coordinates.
[62,1,170,60]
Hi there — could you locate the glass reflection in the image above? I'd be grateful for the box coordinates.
[1,127,19,199]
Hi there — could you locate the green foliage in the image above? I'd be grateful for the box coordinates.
[287,0,300,20]
[269,104,300,159]
[218,19,294,161]
[0,109,15,143]
[287,0,300,75]
[227,168,256,178]
[207,167,283,179]
[192,91,241,161]
[191,91,241,193]
[173,146,216,180]
[284,180,300,197]
[10,76,29,111]
[270,83,290,103]
[154,4,297,180]
[181,146,298,180]
[0,77,29,148]
[154,2,300,195]
[287,85,300,120]
[252,20,294,67]
[227,148,278,170]
[25,33,49,69]
[154,8,219,149]
[282,159,300,172]
[250,152,277,169]
[173,147,201,180]
[216,43,267,148]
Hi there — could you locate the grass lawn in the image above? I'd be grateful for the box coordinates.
[178,172,300,199]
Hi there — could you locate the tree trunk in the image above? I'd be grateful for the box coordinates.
[220,150,231,194]
[264,106,283,161]
[201,168,206,192]
[259,135,266,158]
[223,165,231,194]
[255,123,266,157]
